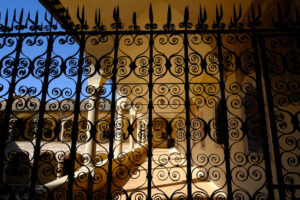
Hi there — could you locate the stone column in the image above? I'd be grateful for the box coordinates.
[84,96,97,167]
[57,120,66,178]
[84,66,106,165]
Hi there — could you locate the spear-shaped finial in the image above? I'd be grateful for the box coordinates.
[179,6,192,29]
[132,12,139,30]
[184,6,189,24]
[163,5,175,30]
[44,11,57,31]
[167,5,171,26]
[145,3,157,30]
[149,3,153,24]
[229,4,242,29]
[111,6,123,30]
[35,11,39,25]
[95,8,99,25]
[129,11,139,31]
[5,9,9,30]
[197,5,208,30]
[82,6,85,25]
[216,4,223,23]
[113,6,120,23]
[77,6,86,25]
[76,6,88,29]
[113,7,117,22]
[213,4,224,29]
[247,2,261,28]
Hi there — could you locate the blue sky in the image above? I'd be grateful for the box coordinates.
[0,0,112,102]
[1,0,46,13]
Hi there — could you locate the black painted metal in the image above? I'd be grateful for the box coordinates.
[146,4,154,200]
[0,2,299,199]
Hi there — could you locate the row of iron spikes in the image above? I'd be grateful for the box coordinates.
[0,9,57,33]
[0,1,299,32]
[72,1,299,30]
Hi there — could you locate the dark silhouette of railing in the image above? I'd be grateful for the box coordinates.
[0,1,299,199]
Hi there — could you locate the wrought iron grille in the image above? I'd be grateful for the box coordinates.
[0,1,299,200]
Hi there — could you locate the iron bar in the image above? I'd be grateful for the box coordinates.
[0,4,299,199]
[182,7,193,199]
[258,34,286,200]
[251,31,275,199]
[106,7,121,200]
[0,35,23,184]
[216,28,233,200]
[28,33,54,199]
[146,4,154,200]
[66,33,86,200]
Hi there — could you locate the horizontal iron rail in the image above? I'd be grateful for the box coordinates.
[0,28,299,37]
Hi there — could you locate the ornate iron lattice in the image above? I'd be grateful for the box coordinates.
[0,1,299,200]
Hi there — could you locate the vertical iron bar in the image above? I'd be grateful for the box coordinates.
[251,32,275,199]
[258,34,286,200]
[183,28,192,199]
[216,32,233,199]
[0,35,23,183]
[106,32,119,199]
[29,34,54,198]
[66,32,86,200]
[146,28,154,200]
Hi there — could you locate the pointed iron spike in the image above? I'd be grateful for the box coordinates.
[50,12,53,25]
[167,5,171,25]
[44,11,47,21]
[98,9,101,24]
[82,6,85,24]
[98,8,101,23]
[204,6,207,20]
[220,4,223,19]
[251,3,255,22]
[117,6,120,21]
[133,12,137,26]
[113,7,115,19]
[216,5,219,21]
[95,9,97,24]
[13,9,16,22]
[233,4,236,21]
[184,6,189,23]
[149,3,153,23]
[113,7,118,23]
[284,1,290,19]
[257,1,261,18]
[19,9,24,25]
[277,0,282,21]
[77,6,80,21]
[199,5,202,21]
[35,11,39,25]
[27,12,30,22]
[5,9,9,27]
[238,4,242,20]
